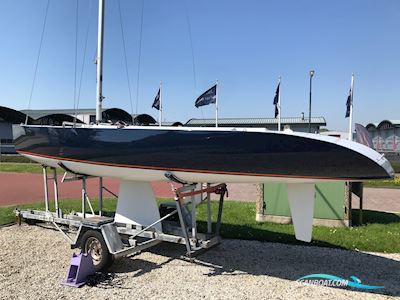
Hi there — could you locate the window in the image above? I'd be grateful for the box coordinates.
[0,139,13,144]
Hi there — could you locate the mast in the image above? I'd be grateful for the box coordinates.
[96,0,105,123]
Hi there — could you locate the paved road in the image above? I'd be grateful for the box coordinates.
[0,172,174,206]
[354,188,400,213]
[0,172,257,206]
[0,172,399,213]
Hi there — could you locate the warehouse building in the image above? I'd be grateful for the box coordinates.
[20,108,97,124]
[185,116,326,133]
[0,107,33,154]
[366,120,400,152]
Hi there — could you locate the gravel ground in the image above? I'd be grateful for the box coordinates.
[0,225,399,300]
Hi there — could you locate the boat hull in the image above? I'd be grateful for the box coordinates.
[13,125,394,183]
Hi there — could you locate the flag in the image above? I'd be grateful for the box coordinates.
[152,88,161,110]
[345,88,352,118]
[195,85,217,108]
[355,123,373,148]
[273,83,280,118]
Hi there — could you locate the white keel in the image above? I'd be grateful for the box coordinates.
[114,180,162,231]
[287,183,315,242]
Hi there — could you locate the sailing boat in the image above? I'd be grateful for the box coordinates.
[12,0,395,244]
[14,0,394,184]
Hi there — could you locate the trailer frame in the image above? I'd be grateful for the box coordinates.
[15,166,227,270]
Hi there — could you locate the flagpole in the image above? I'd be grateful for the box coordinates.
[159,81,162,126]
[215,80,218,128]
[348,74,354,141]
[278,77,281,131]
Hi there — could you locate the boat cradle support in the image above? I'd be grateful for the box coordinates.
[15,165,228,270]
[71,181,228,266]
[15,165,112,243]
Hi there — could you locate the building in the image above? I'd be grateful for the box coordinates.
[366,120,400,153]
[185,116,326,133]
[0,106,33,154]
[20,108,157,125]
[0,122,16,154]
[320,130,349,139]
[20,108,96,124]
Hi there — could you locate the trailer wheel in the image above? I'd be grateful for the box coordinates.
[81,230,112,271]
[24,218,37,225]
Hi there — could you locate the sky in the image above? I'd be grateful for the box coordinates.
[0,0,399,130]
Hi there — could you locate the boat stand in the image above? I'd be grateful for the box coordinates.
[69,180,228,270]
[15,165,111,242]
[15,166,228,271]
[171,182,227,256]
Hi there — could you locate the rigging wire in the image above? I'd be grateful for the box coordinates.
[72,0,79,120]
[74,0,93,123]
[25,0,51,125]
[117,0,134,117]
[93,47,98,65]
[184,0,197,93]
[135,0,145,114]
[183,0,204,119]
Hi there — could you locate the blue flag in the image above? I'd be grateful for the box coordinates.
[345,88,352,118]
[273,83,280,118]
[152,88,161,110]
[195,85,217,108]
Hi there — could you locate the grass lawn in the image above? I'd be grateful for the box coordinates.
[364,175,400,188]
[0,155,32,163]
[1,198,399,253]
[0,162,64,174]
[0,162,44,173]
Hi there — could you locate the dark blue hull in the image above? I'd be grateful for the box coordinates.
[14,126,393,180]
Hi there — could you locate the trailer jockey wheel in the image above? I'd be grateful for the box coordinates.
[81,230,112,272]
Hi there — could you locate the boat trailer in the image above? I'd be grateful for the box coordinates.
[15,166,228,271]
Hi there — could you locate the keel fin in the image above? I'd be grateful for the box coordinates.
[115,181,161,230]
[287,183,315,242]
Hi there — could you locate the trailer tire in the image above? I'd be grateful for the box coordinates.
[81,230,113,271]
[24,218,37,225]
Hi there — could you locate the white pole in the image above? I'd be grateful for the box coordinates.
[159,81,162,126]
[278,77,281,131]
[215,80,219,128]
[95,0,105,123]
[348,74,354,141]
